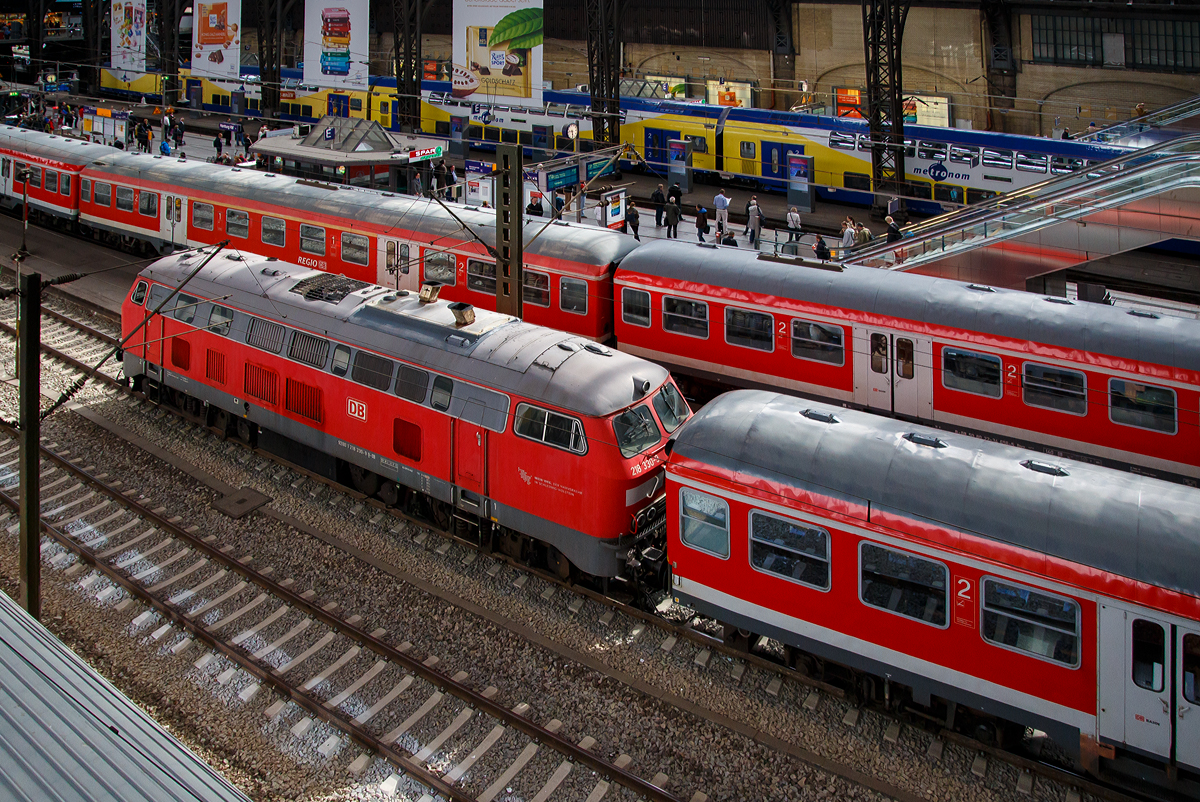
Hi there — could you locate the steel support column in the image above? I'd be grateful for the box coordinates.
[494,144,523,318]
[18,270,41,620]
[586,0,622,145]
[391,0,435,132]
[861,0,911,202]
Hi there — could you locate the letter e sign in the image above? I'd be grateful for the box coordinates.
[347,398,367,421]
[953,576,975,628]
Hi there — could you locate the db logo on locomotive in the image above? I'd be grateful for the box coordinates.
[347,398,367,421]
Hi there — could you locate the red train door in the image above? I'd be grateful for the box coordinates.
[854,327,932,419]
[454,407,486,497]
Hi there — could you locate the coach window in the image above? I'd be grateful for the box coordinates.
[424,251,456,286]
[245,317,285,353]
[342,232,370,266]
[330,345,351,377]
[288,331,329,367]
[395,365,429,403]
[523,270,550,307]
[981,578,1079,667]
[94,181,111,207]
[192,201,213,230]
[208,305,234,336]
[1110,379,1176,434]
[173,294,198,325]
[226,208,249,237]
[60,173,71,195]
[81,178,90,203]
[261,216,286,247]
[351,350,394,391]
[1184,636,1200,705]
[791,320,844,365]
[896,338,915,379]
[117,188,134,213]
[967,188,999,204]
[28,167,40,189]
[1016,152,1048,174]
[933,184,962,204]
[467,259,496,294]
[514,403,587,454]
[982,148,1013,170]
[860,542,948,628]
[612,404,660,458]
[663,297,708,338]
[139,191,158,218]
[1051,156,1085,176]
[739,141,756,159]
[300,224,326,255]
[679,488,729,559]
[1023,363,1086,415]
[917,141,946,161]
[9,161,20,181]
[828,131,857,150]
[844,172,872,191]
[949,145,979,166]
[1133,619,1166,692]
[622,288,651,327]
[560,277,588,315]
[750,511,830,590]
[943,348,1002,398]
[430,376,453,411]
[725,308,773,352]
[870,334,889,374]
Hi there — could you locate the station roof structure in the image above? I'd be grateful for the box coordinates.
[251,115,444,168]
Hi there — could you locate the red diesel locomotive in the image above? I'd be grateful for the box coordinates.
[616,239,1200,483]
[121,249,687,579]
[668,390,1200,796]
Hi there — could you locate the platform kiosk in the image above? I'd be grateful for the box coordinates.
[667,138,693,194]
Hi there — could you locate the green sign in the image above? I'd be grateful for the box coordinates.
[546,165,579,191]
[407,145,444,163]
[586,159,617,180]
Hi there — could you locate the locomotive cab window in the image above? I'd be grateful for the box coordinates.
[131,281,148,306]
[860,542,948,627]
[1133,619,1166,692]
[523,270,550,307]
[261,216,286,246]
[750,511,830,590]
[351,350,394,391]
[679,488,729,559]
[791,319,844,365]
[943,348,1002,398]
[226,208,249,237]
[1023,363,1086,415]
[725,307,773,352]
[330,345,351,377]
[395,365,429,403]
[652,383,690,433]
[208,305,234,336]
[663,296,708,338]
[173,294,199,325]
[139,191,158,217]
[514,403,587,454]
[94,181,111,207]
[1110,379,1176,434]
[192,201,213,230]
[467,259,496,294]
[622,288,651,327]
[115,186,133,211]
[342,232,370,266]
[430,376,453,411]
[300,224,326,255]
[981,578,1079,667]
[560,277,587,315]
[424,251,456,286]
[612,404,660,458]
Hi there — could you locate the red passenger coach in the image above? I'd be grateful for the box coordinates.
[0,127,107,222]
[667,391,1200,793]
[617,240,1200,483]
[122,250,688,580]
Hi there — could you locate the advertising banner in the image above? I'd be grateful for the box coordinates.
[110,0,147,74]
[451,0,543,107]
[303,0,369,90]
[191,0,242,79]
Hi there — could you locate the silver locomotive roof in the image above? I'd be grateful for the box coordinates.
[85,148,635,268]
[621,239,1200,372]
[141,250,667,417]
[0,125,117,166]
[673,390,1200,600]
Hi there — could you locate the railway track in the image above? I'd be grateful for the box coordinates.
[0,281,1164,802]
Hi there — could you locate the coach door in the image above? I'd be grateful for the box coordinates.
[854,327,932,419]
[1099,605,1174,760]
[644,128,680,173]
[378,239,417,291]
[1177,626,1200,771]
[761,141,803,183]
[454,400,487,504]
[163,194,186,249]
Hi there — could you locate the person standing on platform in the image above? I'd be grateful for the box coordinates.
[668,181,682,206]
[695,205,709,242]
[626,201,641,241]
[665,198,681,239]
[786,206,801,241]
[840,219,856,256]
[743,195,758,236]
[593,201,604,227]
[213,133,223,157]
[713,189,730,233]
[651,183,666,226]
[747,200,762,246]
[446,164,458,200]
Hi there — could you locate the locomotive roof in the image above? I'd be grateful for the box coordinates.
[141,251,667,417]
[0,126,116,166]
[87,151,636,268]
[673,390,1200,600]
[619,239,1200,372]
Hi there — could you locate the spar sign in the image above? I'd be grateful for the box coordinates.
[408,145,444,163]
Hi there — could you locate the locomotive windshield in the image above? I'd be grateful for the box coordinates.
[652,383,690,433]
[613,405,661,458]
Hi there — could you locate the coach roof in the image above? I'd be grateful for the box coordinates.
[619,239,1200,372]
[672,390,1200,600]
[141,251,666,417]
[88,150,636,268]
[0,126,116,167]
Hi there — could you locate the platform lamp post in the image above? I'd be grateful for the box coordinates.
[16,166,29,257]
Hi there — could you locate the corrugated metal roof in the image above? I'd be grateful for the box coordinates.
[673,390,1200,600]
[619,239,1200,372]
[0,126,116,165]
[0,590,251,802]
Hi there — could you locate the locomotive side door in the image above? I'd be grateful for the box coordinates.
[378,238,417,292]
[454,400,487,502]
[1177,626,1200,771]
[1100,605,1174,760]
